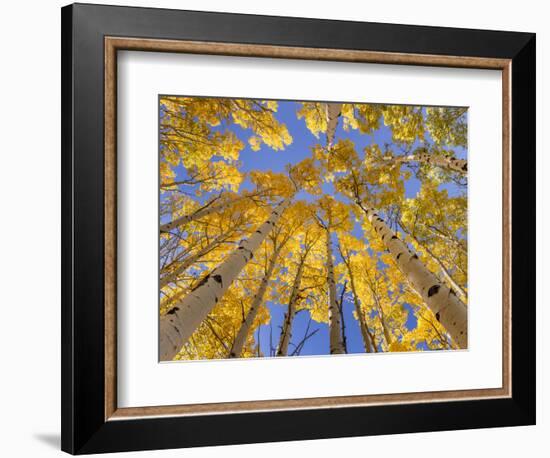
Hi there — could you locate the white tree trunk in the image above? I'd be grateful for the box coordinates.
[325,103,342,150]
[374,293,393,347]
[160,193,252,232]
[349,267,375,353]
[424,224,467,254]
[160,199,291,360]
[408,231,468,303]
[384,151,467,175]
[357,201,468,348]
[229,244,283,358]
[338,245,376,353]
[326,230,345,354]
[357,304,375,353]
[276,257,306,357]
[350,275,376,353]
[161,202,227,233]
[160,231,229,288]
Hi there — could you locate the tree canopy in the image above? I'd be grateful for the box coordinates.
[159,96,468,361]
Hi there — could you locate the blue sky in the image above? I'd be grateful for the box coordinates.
[161,98,467,357]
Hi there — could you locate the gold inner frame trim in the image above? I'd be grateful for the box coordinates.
[104,36,512,421]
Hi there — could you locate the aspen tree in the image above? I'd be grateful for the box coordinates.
[229,229,292,358]
[325,102,343,150]
[355,199,467,348]
[276,256,306,357]
[382,150,467,175]
[338,243,376,353]
[276,224,319,356]
[160,231,231,288]
[160,199,291,360]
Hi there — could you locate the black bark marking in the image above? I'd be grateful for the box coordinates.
[212,274,223,286]
[391,235,398,240]
[435,312,440,321]
[396,252,404,260]
[427,284,441,297]
[166,307,179,315]
[191,274,210,291]
[462,163,468,171]
[255,230,262,234]
[411,254,418,260]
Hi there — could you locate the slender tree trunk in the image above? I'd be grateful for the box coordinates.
[424,224,467,255]
[337,281,348,354]
[326,230,346,354]
[383,151,467,175]
[325,103,342,150]
[229,244,283,358]
[405,229,468,303]
[355,199,468,348]
[339,248,376,353]
[356,299,376,354]
[160,231,229,288]
[160,199,291,360]
[276,256,306,356]
[160,193,253,232]
[372,291,393,347]
[365,316,378,352]
[161,201,227,233]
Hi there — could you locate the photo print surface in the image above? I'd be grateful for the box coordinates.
[158,96,468,362]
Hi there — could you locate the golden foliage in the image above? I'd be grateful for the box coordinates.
[160,97,468,359]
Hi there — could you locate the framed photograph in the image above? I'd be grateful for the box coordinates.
[61,3,536,454]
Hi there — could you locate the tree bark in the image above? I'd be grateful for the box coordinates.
[337,281,348,354]
[228,243,284,358]
[372,291,393,347]
[424,224,467,255]
[160,193,255,232]
[160,199,291,360]
[276,256,306,356]
[383,151,467,175]
[356,199,468,348]
[356,299,376,353]
[339,246,376,353]
[325,103,342,150]
[160,231,230,288]
[326,230,346,354]
[405,229,468,304]
[161,201,227,233]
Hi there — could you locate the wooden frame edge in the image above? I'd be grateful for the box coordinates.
[105,37,117,420]
[502,61,512,402]
[106,36,511,69]
[104,36,512,421]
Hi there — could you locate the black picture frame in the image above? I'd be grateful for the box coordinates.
[61,3,536,454]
